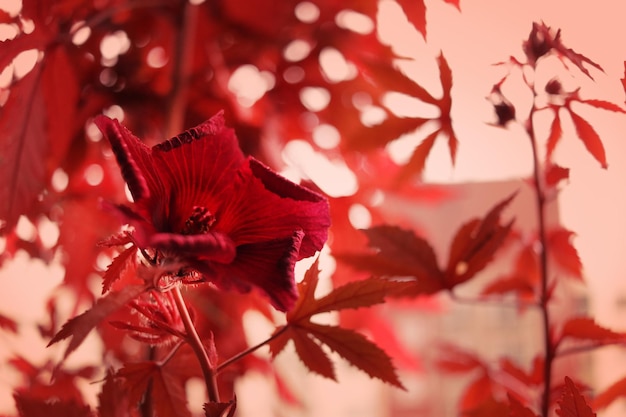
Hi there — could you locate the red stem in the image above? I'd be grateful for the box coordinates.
[526,105,553,417]
[165,1,199,138]
[217,326,288,373]
[171,285,220,403]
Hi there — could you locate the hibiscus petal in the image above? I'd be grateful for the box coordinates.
[94,116,158,201]
[151,111,247,231]
[211,230,304,311]
[218,160,330,259]
[150,232,236,264]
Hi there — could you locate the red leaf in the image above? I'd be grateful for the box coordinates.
[101,246,138,294]
[396,0,427,37]
[578,99,626,113]
[445,193,515,288]
[349,113,430,150]
[0,313,17,333]
[546,110,563,162]
[48,285,146,361]
[501,355,544,387]
[556,376,597,417]
[290,275,416,321]
[459,373,495,412]
[436,344,485,373]
[272,261,405,388]
[592,375,626,410]
[335,225,444,295]
[0,66,46,231]
[548,228,583,280]
[545,164,570,188]
[360,58,437,105]
[462,396,509,417]
[97,374,133,417]
[288,326,336,380]
[304,322,404,388]
[115,362,191,417]
[14,393,93,417]
[204,399,237,417]
[559,317,626,345]
[508,393,540,417]
[443,0,461,9]
[436,53,457,165]
[567,108,608,169]
[395,129,439,184]
[481,275,535,299]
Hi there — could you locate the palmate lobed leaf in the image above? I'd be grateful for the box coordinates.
[290,276,417,321]
[97,374,132,417]
[115,361,191,417]
[556,377,597,417]
[304,322,404,389]
[334,225,444,295]
[283,325,336,380]
[101,245,138,294]
[445,193,516,288]
[14,393,93,417]
[273,260,406,388]
[48,285,147,361]
[558,317,626,346]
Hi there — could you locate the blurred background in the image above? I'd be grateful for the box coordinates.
[1,0,626,415]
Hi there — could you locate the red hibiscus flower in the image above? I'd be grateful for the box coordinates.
[95,111,330,311]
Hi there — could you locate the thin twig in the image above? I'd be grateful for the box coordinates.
[157,339,185,367]
[217,326,289,373]
[171,285,220,402]
[449,291,539,309]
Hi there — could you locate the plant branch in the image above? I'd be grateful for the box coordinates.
[526,94,553,417]
[165,1,199,138]
[217,326,289,373]
[157,339,185,367]
[449,292,538,309]
[171,285,220,402]
[557,341,626,358]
